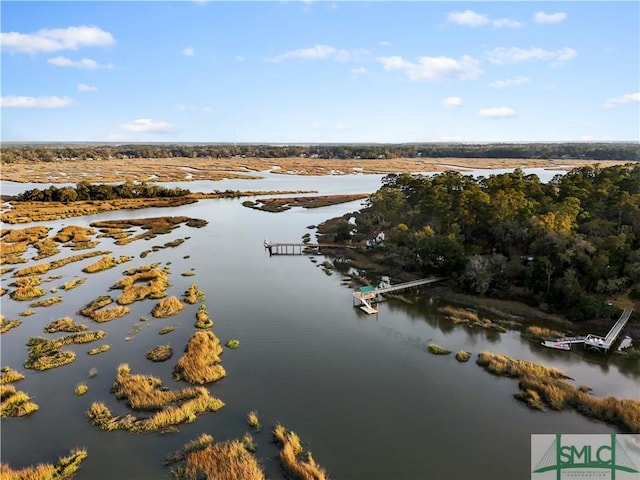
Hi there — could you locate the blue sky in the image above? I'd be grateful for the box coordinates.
[1,1,638,143]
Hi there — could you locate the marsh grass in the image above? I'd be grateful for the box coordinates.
[173,331,226,384]
[1,383,39,417]
[82,255,132,273]
[195,304,213,329]
[44,317,88,333]
[13,250,111,277]
[54,225,96,244]
[75,383,89,395]
[159,326,176,335]
[438,306,506,332]
[273,424,327,480]
[80,295,113,317]
[476,351,640,432]
[427,343,451,355]
[62,278,86,291]
[181,271,196,277]
[9,282,47,301]
[247,410,261,431]
[152,296,184,318]
[89,368,98,378]
[184,283,205,304]
[168,436,265,480]
[19,309,35,316]
[146,345,173,362]
[33,237,60,259]
[86,364,224,433]
[455,350,471,362]
[90,306,131,323]
[112,267,170,305]
[1,319,22,334]
[1,226,50,244]
[25,331,106,371]
[88,345,110,355]
[0,447,87,480]
[522,325,566,341]
[226,339,240,349]
[0,367,25,384]
[30,296,63,308]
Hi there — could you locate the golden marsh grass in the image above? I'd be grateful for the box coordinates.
[146,344,173,362]
[0,366,25,384]
[477,351,640,432]
[1,383,39,417]
[87,365,225,433]
[170,438,266,480]
[184,283,205,304]
[88,345,110,355]
[25,331,106,371]
[195,304,213,329]
[173,331,226,384]
[152,296,184,318]
[455,350,472,362]
[273,424,328,480]
[62,277,86,290]
[29,295,63,308]
[112,267,170,305]
[13,250,111,277]
[82,255,131,273]
[0,448,87,480]
[44,317,88,333]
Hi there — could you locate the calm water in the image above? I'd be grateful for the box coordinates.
[1,170,638,480]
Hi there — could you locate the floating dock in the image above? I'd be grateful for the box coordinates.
[583,308,633,353]
[353,277,443,314]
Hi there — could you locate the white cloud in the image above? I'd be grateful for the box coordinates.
[120,118,175,134]
[602,92,640,109]
[1,95,73,108]
[448,10,521,28]
[269,45,369,63]
[48,56,113,69]
[442,96,463,108]
[534,12,567,24]
[181,46,194,57]
[377,55,482,81]
[492,18,522,28]
[448,10,490,27]
[1,26,115,54]
[485,47,576,65]
[77,83,98,92]
[489,76,530,88]
[479,107,517,118]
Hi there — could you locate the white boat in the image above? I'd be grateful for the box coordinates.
[541,340,571,350]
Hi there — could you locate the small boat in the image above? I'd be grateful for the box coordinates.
[541,340,571,350]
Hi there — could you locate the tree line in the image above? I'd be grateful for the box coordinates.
[346,163,640,321]
[15,181,191,202]
[1,142,638,162]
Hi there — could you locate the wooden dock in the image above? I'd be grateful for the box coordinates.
[264,241,356,255]
[584,308,633,353]
[353,277,443,314]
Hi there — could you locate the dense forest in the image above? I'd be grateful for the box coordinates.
[345,163,640,321]
[1,142,639,162]
[14,181,190,202]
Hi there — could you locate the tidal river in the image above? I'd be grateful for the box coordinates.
[1,169,638,480]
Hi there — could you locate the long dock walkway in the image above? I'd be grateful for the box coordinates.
[264,241,356,255]
[584,308,633,353]
[353,277,443,314]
